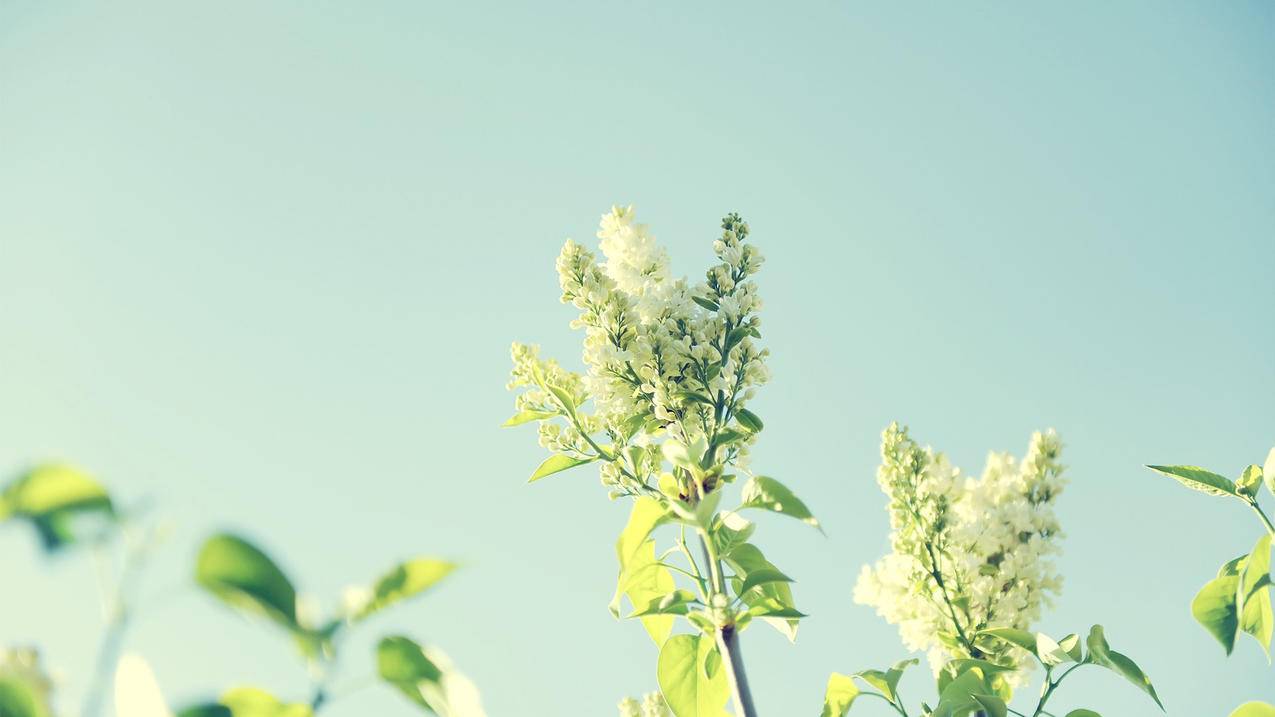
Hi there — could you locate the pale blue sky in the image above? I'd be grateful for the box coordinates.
[2,1,1273,715]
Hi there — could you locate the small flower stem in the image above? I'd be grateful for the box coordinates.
[1246,498,1275,536]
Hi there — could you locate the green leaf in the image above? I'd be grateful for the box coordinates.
[0,676,51,717]
[932,666,993,717]
[196,533,298,630]
[617,498,669,570]
[692,296,720,312]
[528,454,595,482]
[1231,703,1275,717]
[737,567,792,596]
[1058,633,1083,662]
[978,628,1038,658]
[1146,465,1237,497]
[501,410,556,427]
[220,688,312,717]
[1035,633,1076,666]
[735,409,763,433]
[852,658,918,703]
[352,558,457,621]
[710,512,754,557]
[971,694,1008,717]
[545,384,578,413]
[0,464,116,551]
[1238,465,1264,497]
[1064,712,1102,717]
[630,589,698,617]
[1085,625,1163,710]
[377,636,442,712]
[657,634,729,717]
[1239,533,1273,655]
[1194,574,1240,654]
[376,636,486,717]
[738,476,819,530]
[820,673,860,717]
[610,538,676,646]
[177,706,234,717]
[724,543,800,641]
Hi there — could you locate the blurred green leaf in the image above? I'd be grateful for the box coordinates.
[177,705,233,717]
[220,687,311,717]
[656,634,729,717]
[196,533,298,631]
[1231,703,1275,717]
[528,454,594,482]
[352,558,456,621]
[1146,465,1237,497]
[0,464,116,551]
[376,637,486,717]
[738,476,819,530]
[1065,711,1102,717]
[0,676,51,717]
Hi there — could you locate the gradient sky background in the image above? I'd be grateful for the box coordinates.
[2,2,1274,715]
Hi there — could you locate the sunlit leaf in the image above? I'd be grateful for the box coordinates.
[501,410,556,427]
[0,464,116,551]
[1085,625,1163,710]
[196,533,298,630]
[528,454,595,482]
[820,673,859,717]
[220,687,312,717]
[724,543,800,641]
[351,558,457,621]
[1239,534,1273,655]
[657,634,729,717]
[738,476,819,530]
[1146,465,1237,497]
[376,637,487,717]
[1231,703,1275,717]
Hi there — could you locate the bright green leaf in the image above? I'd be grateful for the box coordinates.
[1058,633,1083,662]
[1238,465,1264,497]
[352,558,457,621]
[820,673,860,717]
[0,676,51,717]
[1239,533,1273,655]
[376,636,486,717]
[220,688,312,717]
[501,410,556,427]
[0,464,116,551]
[657,634,729,717]
[852,658,918,704]
[528,454,595,482]
[1146,465,1237,497]
[1085,625,1163,710]
[1231,703,1275,717]
[737,567,792,597]
[738,476,819,530]
[724,543,799,641]
[978,628,1038,659]
[610,539,675,646]
[1064,711,1102,717]
[630,589,698,617]
[1193,574,1240,654]
[196,533,298,630]
[710,512,754,557]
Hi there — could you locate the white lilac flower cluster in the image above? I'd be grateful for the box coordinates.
[853,423,1066,682]
[509,206,770,498]
[618,692,671,717]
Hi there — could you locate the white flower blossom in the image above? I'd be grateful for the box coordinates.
[854,423,1066,684]
[509,207,771,499]
[618,692,670,717]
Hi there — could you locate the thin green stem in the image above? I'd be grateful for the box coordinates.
[1246,498,1275,536]
[1030,663,1083,717]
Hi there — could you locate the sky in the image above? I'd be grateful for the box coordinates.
[1,1,1273,715]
